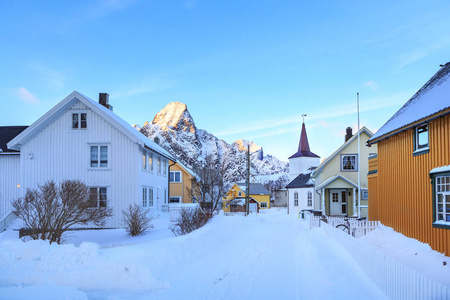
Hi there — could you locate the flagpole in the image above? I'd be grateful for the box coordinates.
[357,92,361,218]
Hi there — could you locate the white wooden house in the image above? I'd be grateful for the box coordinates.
[7,91,176,228]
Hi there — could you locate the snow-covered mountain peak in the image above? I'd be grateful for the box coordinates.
[233,139,262,153]
[152,101,196,134]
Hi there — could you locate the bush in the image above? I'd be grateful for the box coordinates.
[13,180,113,244]
[170,207,212,236]
[122,204,155,236]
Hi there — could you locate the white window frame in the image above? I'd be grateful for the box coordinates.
[142,150,147,170]
[294,192,299,207]
[361,190,369,200]
[142,187,148,207]
[170,171,182,183]
[89,144,109,168]
[157,156,161,175]
[72,112,87,130]
[148,152,153,172]
[434,175,450,226]
[414,123,429,153]
[341,154,358,171]
[169,196,181,203]
[307,191,312,207]
[89,186,108,207]
[238,191,242,197]
[260,202,267,208]
[149,187,154,207]
[163,159,167,176]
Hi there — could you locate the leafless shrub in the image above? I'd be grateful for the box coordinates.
[13,180,113,244]
[122,204,156,236]
[170,207,212,236]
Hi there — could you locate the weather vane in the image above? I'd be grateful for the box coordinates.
[301,114,307,123]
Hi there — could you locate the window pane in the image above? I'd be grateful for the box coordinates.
[149,153,153,171]
[99,187,107,207]
[175,172,181,182]
[90,146,98,167]
[170,197,180,203]
[417,124,428,149]
[170,172,174,182]
[149,188,153,206]
[89,188,98,207]
[142,152,147,170]
[80,113,87,128]
[142,187,147,207]
[100,146,108,167]
[72,114,79,129]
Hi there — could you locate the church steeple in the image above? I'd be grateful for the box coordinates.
[289,121,319,159]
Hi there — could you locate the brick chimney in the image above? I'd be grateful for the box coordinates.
[345,127,353,142]
[99,93,113,111]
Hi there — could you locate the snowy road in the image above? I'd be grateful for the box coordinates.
[0,210,387,299]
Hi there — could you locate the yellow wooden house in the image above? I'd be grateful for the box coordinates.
[367,62,450,255]
[169,161,197,204]
[222,182,271,213]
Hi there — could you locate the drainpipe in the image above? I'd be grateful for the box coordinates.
[168,160,176,206]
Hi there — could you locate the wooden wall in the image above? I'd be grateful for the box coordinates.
[368,114,450,255]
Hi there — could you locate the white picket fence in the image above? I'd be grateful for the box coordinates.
[310,216,450,299]
[312,216,380,238]
[169,203,200,222]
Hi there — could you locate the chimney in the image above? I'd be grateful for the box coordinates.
[99,93,113,111]
[345,127,353,142]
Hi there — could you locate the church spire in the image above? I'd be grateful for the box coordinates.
[289,120,319,159]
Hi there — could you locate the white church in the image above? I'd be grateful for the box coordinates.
[286,121,320,214]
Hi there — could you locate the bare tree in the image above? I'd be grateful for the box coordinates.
[189,154,229,213]
[122,204,156,236]
[170,207,212,236]
[13,180,113,244]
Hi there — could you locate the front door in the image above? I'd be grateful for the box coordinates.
[249,203,258,213]
[329,189,346,215]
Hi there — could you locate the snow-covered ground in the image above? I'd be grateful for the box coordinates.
[0,209,448,299]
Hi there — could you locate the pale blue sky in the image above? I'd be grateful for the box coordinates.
[1,0,449,161]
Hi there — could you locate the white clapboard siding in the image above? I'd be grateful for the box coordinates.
[18,99,169,228]
[0,154,20,223]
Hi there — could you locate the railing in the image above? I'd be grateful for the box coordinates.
[0,211,16,232]
[309,215,379,238]
[169,203,200,222]
[312,217,450,299]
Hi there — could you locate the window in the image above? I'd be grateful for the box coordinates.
[142,187,148,207]
[142,151,147,170]
[149,187,154,207]
[170,196,180,203]
[238,191,242,197]
[163,159,167,176]
[148,153,153,171]
[157,156,161,175]
[164,189,167,204]
[72,113,87,129]
[260,202,267,208]
[170,171,182,183]
[341,155,357,171]
[90,145,108,168]
[89,187,107,207]
[307,192,312,207]
[415,123,429,152]
[434,175,450,224]
[294,192,298,206]
[332,193,339,202]
[362,190,369,200]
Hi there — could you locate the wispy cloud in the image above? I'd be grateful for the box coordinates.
[364,81,378,91]
[397,50,428,70]
[30,62,65,91]
[15,88,40,104]
[216,94,408,137]
[112,77,173,98]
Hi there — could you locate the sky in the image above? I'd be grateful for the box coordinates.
[1,0,450,161]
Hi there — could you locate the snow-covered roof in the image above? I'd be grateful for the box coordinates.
[369,62,450,143]
[236,182,270,195]
[429,165,450,174]
[7,91,176,161]
[312,127,373,176]
[0,126,28,154]
[286,173,314,189]
[175,161,197,178]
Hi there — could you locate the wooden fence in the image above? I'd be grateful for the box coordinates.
[310,216,450,299]
[311,216,380,238]
[169,203,200,222]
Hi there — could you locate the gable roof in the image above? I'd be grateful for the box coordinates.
[315,174,358,190]
[236,182,270,195]
[0,126,28,153]
[175,161,197,178]
[289,122,319,159]
[286,173,314,189]
[7,91,175,161]
[312,126,373,176]
[369,62,450,144]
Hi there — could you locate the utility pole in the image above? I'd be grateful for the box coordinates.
[245,144,250,216]
[357,92,361,218]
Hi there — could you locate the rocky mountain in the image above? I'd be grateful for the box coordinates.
[139,101,289,185]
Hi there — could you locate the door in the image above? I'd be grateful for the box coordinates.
[329,189,346,215]
[249,203,258,213]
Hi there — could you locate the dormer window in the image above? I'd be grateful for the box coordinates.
[72,113,87,129]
